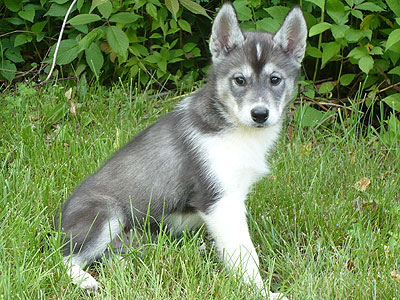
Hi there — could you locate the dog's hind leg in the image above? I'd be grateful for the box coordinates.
[60,208,124,291]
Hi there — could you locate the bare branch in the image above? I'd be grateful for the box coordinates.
[41,0,78,85]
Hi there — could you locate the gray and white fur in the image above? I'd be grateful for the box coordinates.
[57,3,307,299]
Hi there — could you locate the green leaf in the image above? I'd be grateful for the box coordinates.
[31,21,47,33]
[98,0,112,19]
[370,46,383,55]
[18,8,35,22]
[318,82,335,94]
[146,3,158,19]
[232,0,252,21]
[183,42,197,53]
[264,6,290,24]
[78,28,103,51]
[85,43,104,77]
[69,14,101,26]
[304,0,325,10]
[131,43,149,57]
[165,0,179,18]
[178,19,191,33]
[51,0,70,4]
[90,0,107,13]
[180,0,210,19]
[256,18,281,33]
[326,0,348,25]
[348,46,369,59]
[382,113,400,145]
[309,22,332,37]
[144,53,161,64]
[295,105,330,127]
[4,0,22,12]
[386,29,400,52]
[77,0,84,11]
[383,94,400,112]
[350,9,363,20]
[109,12,141,23]
[361,14,380,30]
[331,24,349,39]
[358,55,374,73]
[387,0,400,17]
[356,2,384,12]
[339,73,356,86]
[14,34,33,47]
[387,41,400,65]
[321,42,341,68]
[306,45,322,58]
[6,18,25,25]
[0,60,17,82]
[49,39,81,65]
[5,49,24,63]
[46,103,69,125]
[344,28,369,43]
[106,26,129,59]
[149,33,163,38]
[388,66,400,76]
[45,3,70,17]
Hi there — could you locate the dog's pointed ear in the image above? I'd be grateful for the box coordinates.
[209,3,244,62]
[273,7,307,65]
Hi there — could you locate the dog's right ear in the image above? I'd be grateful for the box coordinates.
[209,3,244,62]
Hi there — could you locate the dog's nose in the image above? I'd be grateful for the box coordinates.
[251,107,269,124]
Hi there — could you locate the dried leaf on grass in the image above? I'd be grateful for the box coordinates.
[65,87,72,100]
[300,141,312,156]
[354,177,371,191]
[391,269,400,282]
[349,151,356,164]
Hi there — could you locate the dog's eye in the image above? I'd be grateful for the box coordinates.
[234,76,246,86]
[270,76,281,86]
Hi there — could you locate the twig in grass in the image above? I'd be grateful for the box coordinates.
[377,82,400,94]
[295,98,364,114]
[311,114,336,133]
[374,60,400,93]
[0,30,57,40]
[41,0,77,85]
[299,96,329,111]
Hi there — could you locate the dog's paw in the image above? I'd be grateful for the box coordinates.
[269,292,288,300]
[78,274,99,291]
[67,264,99,291]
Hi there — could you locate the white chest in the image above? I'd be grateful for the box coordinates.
[197,125,281,196]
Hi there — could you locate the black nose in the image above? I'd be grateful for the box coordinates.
[251,107,269,124]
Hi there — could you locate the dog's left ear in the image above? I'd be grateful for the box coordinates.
[274,7,307,65]
[210,3,244,62]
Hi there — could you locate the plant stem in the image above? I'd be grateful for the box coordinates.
[313,6,325,83]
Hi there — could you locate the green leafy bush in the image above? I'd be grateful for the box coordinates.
[1,0,399,126]
[0,0,211,90]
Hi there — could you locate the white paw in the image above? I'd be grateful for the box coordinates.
[269,291,288,300]
[67,263,99,291]
[78,274,99,291]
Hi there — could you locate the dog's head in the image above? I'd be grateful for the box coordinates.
[209,3,307,128]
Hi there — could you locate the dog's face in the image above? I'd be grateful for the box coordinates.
[209,4,307,128]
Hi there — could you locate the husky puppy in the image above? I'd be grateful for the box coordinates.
[58,3,307,299]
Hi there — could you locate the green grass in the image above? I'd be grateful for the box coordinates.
[1,82,399,299]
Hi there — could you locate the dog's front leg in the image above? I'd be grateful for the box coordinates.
[202,195,288,300]
[202,195,262,285]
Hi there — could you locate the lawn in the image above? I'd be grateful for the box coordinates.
[1,83,399,299]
